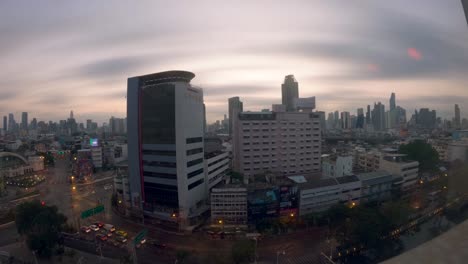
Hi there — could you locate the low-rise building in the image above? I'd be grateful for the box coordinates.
[357,171,393,203]
[335,175,361,205]
[380,154,419,192]
[355,150,381,172]
[298,178,341,215]
[205,151,229,190]
[210,185,248,225]
[91,146,102,168]
[322,155,353,178]
[447,140,468,163]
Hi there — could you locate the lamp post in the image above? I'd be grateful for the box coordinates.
[276,250,285,264]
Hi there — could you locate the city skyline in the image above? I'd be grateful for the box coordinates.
[1,1,468,123]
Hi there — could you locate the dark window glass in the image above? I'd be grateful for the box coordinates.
[143,171,177,179]
[142,160,176,167]
[187,148,203,156]
[141,83,175,144]
[187,158,203,167]
[188,178,204,190]
[144,182,178,208]
[142,149,176,156]
[188,168,204,179]
[186,137,203,144]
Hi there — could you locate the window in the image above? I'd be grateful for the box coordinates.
[187,168,204,179]
[143,171,177,179]
[143,160,176,167]
[188,178,204,190]
[142,149,176,156]
[187,148,203,156]
[186,137,203,144]
[187,158,203,167]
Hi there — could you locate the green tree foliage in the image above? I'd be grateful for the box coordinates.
[399,140,439,172]
[231,239,255,264]
[15,200,67,258]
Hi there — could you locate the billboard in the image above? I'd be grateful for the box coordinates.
[90,138,98,147]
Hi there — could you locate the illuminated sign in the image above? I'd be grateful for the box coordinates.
[90,138,98,147]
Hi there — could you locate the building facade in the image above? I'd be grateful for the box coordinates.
[233,110,321,181]
[379,154,419,192]
[127,70,207,228]
[211,186,248,225]
[281,75,299,112]
[357,171,393,203]
[228,97,243,137]
[322,155,353,178]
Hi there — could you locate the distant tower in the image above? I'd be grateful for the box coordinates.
[228,97,243,136]
[389,93,396,111]
[70,110,74,119]
[281,75,299,112]
[455,104,461,129]
[21,112,28,130]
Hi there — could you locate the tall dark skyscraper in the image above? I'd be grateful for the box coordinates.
[455,104,461,129]
[228,96,243,136]
[366,105,371,124]
[281,75,299,112]
[21,112,28,130]
[356,108,364,128]
[30,118,37,130]
[389,92,396,111]
[3,116,7,131]
[8,113,15,131]
[334,110,339,129]
[372,102,386,131]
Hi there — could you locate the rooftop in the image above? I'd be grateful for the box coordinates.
[357,170,392,181]
[298,178,339,190]
[132,70,195,84]
[335,175,360,184]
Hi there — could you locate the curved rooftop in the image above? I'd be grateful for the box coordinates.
[135,70,195,85]
[0,152,28,167]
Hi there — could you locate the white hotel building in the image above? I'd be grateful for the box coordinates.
[232,105,322,181]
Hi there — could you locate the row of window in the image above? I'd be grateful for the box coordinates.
[188,178,204,190]
[143,171,177,179]
[207,155,229,167]
[187,158,203,168]
[187,148,203,156]
[186,137,203,144]
[143,160,176,168]
[208,163,228,175]
[188,168,204,179]
[142,149,176,156]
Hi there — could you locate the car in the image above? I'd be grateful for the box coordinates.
[96,234,107,241]
[89,225,99,231]
[93,222,104,228]
[80,226,91,233]
[115,236,127,243]
[149,240,167,249]
[103,224,116,232]
[115,230,128,237]
[99,229,112,237]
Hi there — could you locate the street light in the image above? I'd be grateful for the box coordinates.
[276,250,285,264]
[72,186,76,190]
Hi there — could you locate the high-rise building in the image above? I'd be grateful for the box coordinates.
[341,112,351,129]
[21,112,28,130]
[70,110,74,119]
[228,97,243,136]
[3,116,7,131]
[86,119,92,131]
[109,116,126,135]
[127,70,206,228]
[416,108,437,129]
[389,93,396,111]
[8,113,15,132]
[366,105,371,124]
[334,111,339,128]
[232,109,322,180]
[317,111,326,133]
[30,118,37,130]
[356,108,364,128]
[455,104,461,129]
[281,75,299,112]
[372,102,386,131]
[327,112,334,130]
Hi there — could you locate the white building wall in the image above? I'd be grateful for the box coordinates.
[299,184,341,215]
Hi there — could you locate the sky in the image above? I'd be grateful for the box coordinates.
[1,0,468,125]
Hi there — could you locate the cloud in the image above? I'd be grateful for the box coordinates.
[407,48,423,61]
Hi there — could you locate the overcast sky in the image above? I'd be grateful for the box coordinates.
[1,0,468,125]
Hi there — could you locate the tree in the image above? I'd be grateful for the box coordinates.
[399,140,439,172]
[231,239,255,264]
[176,249,191,264]
[15,200,67,258]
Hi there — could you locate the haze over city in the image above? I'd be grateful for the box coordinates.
[1,0,468,124]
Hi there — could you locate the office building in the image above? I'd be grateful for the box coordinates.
[205,150,229,191]
[281,75,299,112]
[21,112,28,131]
[211,186,248,225]
[334,111,339,128]
[3,116,6,131]
[127,70,206,228]
[30,118,37,130]
[372,102,386,131]
[232,109,322,181]
[228,97,243,136]
[390,93,396,111]
[109,116,126,135]
[366,105,371,125]
[8,113,15,132]
[455,104,461,129]
[340,112,351,129]
[415,108,437,129]
[356,108,364,129]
